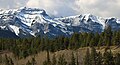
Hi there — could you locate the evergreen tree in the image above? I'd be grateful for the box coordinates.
[86,33,93,46]
[90,47,97,65]
[96,52,102,65]
[89,38,95,47]
[70,52,76,65]
[98,37,103,47]
[0,54,3,63]
[76,52,79,65]
[104,25,112,46]
[84,48,91,65]
[47,51,50,63]
[114,53,120,65]
[103,49,115,65]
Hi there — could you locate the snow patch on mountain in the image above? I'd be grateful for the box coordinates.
[9,25,19,36]
[0,7,120,37]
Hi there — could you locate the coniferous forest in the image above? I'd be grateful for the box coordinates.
[0,26,120,65]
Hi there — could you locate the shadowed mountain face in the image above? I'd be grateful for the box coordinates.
[0,7,120,38]
[0,29,18,38]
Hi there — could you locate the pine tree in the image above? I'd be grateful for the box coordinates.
[114,53,120,65]
[76,52,79,65]
[103,49,115,65]
[104,25,112,46]
[89,38,95,47]
[47,51,50,63]
[96,52,102,65]
[0,54,2,63]
[84,48,91,65]
[98,37,103,47]
[90,47,97,65]
[86,33,93,46]
[70,52,76,65]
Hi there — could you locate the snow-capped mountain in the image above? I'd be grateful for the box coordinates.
[0,7,120,38]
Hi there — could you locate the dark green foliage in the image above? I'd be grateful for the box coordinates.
[90,47,97,65]
[96,52,102,65]
[84,48,91,65]
[104,26,112,46]
[83,47,120,65]
[0,26,120,60]
[47,51,50,63]
[69,33,80,49]
[114,53,120,65]
[0,54,3,63]
[103,49,115,65]
[76,52,79,65]
[0,28,120,65]
[69,52,76,65]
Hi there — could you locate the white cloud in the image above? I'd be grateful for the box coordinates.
[0,0,120,18]
[74,0,120,18]
[26,0,77,17]
[0,0,28,9]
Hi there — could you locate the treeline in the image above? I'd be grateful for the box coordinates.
[0,26,120,58]
[1,47,120,65]
[42,47,120,65]
[84,47,120,65]
[42,50,77,65]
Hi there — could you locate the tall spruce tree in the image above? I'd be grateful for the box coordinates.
[90,47,97,65]
[84,48,91,65]
[96,52,102,65]
[76,52,79,65]
[114,53,120,65]
[70,52,76,65]
[103,49,114,65]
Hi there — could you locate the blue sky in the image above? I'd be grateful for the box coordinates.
[0,0,120,18]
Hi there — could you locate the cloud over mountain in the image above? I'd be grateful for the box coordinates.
[0,0,120,18]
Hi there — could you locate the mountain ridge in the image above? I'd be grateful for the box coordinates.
[0,7,120,38]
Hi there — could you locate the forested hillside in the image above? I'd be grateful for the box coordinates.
[0,26,120,65]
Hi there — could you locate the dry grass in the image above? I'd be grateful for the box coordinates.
[0,46,120,65]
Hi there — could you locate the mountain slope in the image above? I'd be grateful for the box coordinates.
[0,7,120,38]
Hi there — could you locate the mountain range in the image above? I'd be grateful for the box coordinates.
[0,7,120,38]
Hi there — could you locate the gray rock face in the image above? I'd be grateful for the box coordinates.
[0,7,120,38]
